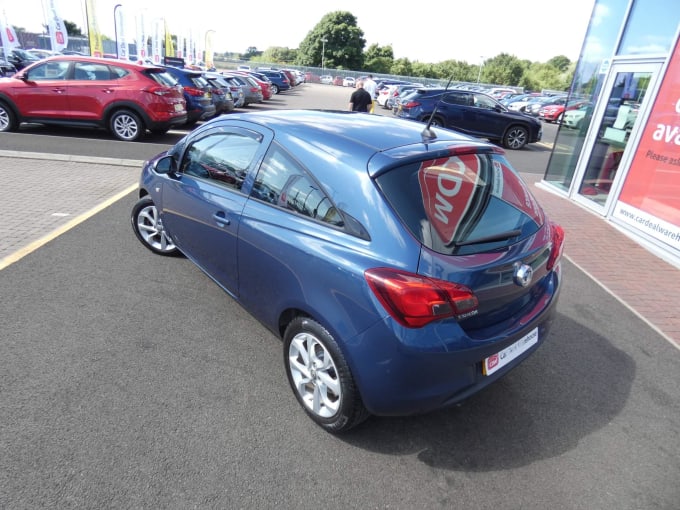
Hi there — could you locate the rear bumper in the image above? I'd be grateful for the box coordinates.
[347,268,561,416]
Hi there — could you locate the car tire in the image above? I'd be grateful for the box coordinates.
[503,125,529,150]
[131,196,179,256]
[284,317,369,433]
[427,115,445,127]
[271,84,279,94]
[0,101,18,132]
[110,109,144,142]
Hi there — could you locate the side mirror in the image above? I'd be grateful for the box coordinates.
[153,155,177,175]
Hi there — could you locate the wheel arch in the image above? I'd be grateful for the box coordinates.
[277,306,363,375]
[0,94,21,120]
[103,101,151,129]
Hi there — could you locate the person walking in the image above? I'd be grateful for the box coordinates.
[362,74,378,114]
[348,79,373,113]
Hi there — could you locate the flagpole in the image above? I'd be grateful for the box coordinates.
[114,4,121,58]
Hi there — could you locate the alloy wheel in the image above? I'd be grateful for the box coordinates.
[288,331,342,418]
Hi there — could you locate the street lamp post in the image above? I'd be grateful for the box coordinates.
[321,37,328,73]
[477,56,485,85]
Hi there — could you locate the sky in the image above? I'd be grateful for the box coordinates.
[2,0,596,64]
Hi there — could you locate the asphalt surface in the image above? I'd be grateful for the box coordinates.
[0,83,678,509]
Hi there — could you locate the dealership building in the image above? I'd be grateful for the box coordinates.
[542,0,680,268]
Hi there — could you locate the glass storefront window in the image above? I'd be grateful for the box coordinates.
[618,0,678,56]
[614,38,680,255]
[544,0,631,190]
[577,70,652,204]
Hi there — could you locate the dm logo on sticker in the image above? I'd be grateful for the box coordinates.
[487,354,499,371]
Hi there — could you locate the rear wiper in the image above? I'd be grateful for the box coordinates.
[453,229,522,247]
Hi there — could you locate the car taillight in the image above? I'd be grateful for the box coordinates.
[184,87,205,97]
[144,85,174,96]
[402,100,420,108]
[546,221,565,270]
[365,268,478,328]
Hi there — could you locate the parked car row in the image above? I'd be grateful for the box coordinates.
[0,54,308,141]
[0,55,188,141]
[0,48,42,72]
[377,82,425,110]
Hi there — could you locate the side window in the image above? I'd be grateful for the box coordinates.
[445,92,472,106]
[180,131,261,191]
[110,66,129,79]
[73,62,113,81]
[473,93,496,109]
[252,145,343,227]
[26,61,69,80]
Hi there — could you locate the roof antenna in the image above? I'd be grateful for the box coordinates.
[421,74,455,143]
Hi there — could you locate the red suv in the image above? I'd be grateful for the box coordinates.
[0,56,187,141]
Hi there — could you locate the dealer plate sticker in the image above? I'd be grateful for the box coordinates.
[483,328,538,376]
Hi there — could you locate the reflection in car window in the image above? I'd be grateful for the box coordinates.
[110,66,129,79]
[147,70,178,87]
[73,62,114,80]
[26,61,70,80]
[180,132,260,191]
[444,92,473,106]
[375,154,542,255]
[472,93,496,109]
[252,145,343,226]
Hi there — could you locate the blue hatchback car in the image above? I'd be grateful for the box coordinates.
[161,65,216,125]
[131,110,564,433]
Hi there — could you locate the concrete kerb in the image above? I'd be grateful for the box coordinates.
[0,149,145,168]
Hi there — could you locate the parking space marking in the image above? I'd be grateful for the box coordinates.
[0,183,138,271]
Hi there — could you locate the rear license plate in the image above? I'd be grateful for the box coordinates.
[174,103,184,112]
[483,328,538,376]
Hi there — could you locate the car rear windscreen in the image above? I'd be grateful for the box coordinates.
[375,153,545,255]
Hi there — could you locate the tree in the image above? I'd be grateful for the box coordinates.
[242,46,262,60]
[390,58,413,77]
[255,47,297,64]
[295,11,365,70]
[480,53,527,86]
[364,43,394,73]
[547,55,571,72]
[521,62,572,91]
[411,62,438,79]
[434,60,477,82]
[63,20,82,36]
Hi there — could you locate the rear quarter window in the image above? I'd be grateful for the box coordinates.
[146,70,178,87]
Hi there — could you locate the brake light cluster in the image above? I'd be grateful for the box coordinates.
[184,87,205,97]
[365,268,478,328]
[144,86,174,97]
[546,221,565,270]
[401,100,420,109]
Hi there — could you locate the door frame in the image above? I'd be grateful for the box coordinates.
[569,60,664,215]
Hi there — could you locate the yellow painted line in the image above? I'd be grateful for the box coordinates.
[0,183,139,271]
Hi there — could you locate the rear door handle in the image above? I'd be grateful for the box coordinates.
[212,212,230,226]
